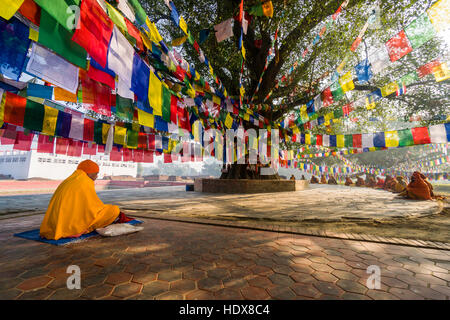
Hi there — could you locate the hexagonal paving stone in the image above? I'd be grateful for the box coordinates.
[0,289,22,300]
[197,277,223,292]
[94,258,119,267]
[366,290,400,300]
[158,271,182,282]
[48,288,83,300]
[249,265,272,276]
[408,286,447,300]
[341,292,372,300]
[112,282,142,299]
[185,290,216,300]
[336,279,368,295]
[132,271,157,285]
[388,288,424,300]
[290,283,320,299]
[247,276,273,289]
[170,279,196,294]
[105,272,132,285]
[141,281,170,297]
[81,284,114,299]
[241,286,269,300]
[17,288,54,300]
[222,277,248,290]
[16,276,53,291]
[207,268,231,280]
[312,271,338,283]
[267,286,296,300]
[183,269,207,281]
[268,273,294,287]
[215,288,243,300]
[313,281,344,297]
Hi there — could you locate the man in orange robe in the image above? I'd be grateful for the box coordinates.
[355,177,365,186]
[40,160,131,240]
[344,177,353,186]
[399,171,434,200]
[320,175,327,184]
[310,175,319,184]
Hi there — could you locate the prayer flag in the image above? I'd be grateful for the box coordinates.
[27,83,53,100]
[0,17,30,81]
[172,35,187,46]
[37,134,54,154]
[83,118,94,142]
[42,105,58,136]
[397,128,414,146]
[19,0,40,26]
[117,0,135,23]
[33,0,78,31]
[418,59,441,77]
[433,63,450,82]
[380,82,398,97]
[427,0,450,34]
[38,9,87,69]
[14,131,33,151]
[411,127,431,144]
[385,131,399,147]
[368,47,390,74]
[67,139,82,157]
[162,84,171,123]
[145,18,163,43]
[68,113,84,141]
[404,13,436,49]
[27,43,79,94]
[87,64,115,90]
[179,16,188,35]
[137,108,154,128]
[385,30,413,62]
[214,18,234,42]
[148,72,162,116]
[116,95,134,122]
[23,99,45,132]
[249,1,273,18]
[56,111,72,138]
[55,137,69,155]
[321,87,334,107]
[128,0,147,26]
[82,141,97,155]
[108,25,134,90]
[106,2,127,31]
[353,134,362,148]
[339,71,355,92]
[72,0,114,68]
[330,81,344,102]
[0,0,25,20]
[3,92,26,127]
[429,123,449,143]
[131,53,150,102]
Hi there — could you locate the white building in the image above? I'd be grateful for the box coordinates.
[0,149,138,180]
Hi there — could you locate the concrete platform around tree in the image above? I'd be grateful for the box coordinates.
[193,178,309,193]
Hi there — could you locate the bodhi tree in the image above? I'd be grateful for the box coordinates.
[140,0,449,178]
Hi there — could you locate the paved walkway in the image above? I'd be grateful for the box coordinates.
[0,185,442,220]
[0,215,449,300]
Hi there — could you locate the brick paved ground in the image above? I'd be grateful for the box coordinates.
[0,215,449,300]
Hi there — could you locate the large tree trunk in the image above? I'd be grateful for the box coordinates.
[220,163,281,180]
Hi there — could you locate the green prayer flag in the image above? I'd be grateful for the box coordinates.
[333,108,344,119]
[344,134,353,148]
[127,130,138,148]
[34,0,80,32]
[398,128,414,147]
[116,95,134,122]
[400,71,419,86]
[162,85,171,123]
[94,121,103,145]
[404,13,435,49]
[310,134,317,145]
[330,81,344,102]
[128,0,147,26]
[23,100,45,132]
[38,10,87,69]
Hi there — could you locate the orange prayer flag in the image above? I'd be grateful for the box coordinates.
[54,87,78,103]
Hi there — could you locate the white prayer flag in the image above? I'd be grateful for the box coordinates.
[214,18,234,42]
[108,25,134,87]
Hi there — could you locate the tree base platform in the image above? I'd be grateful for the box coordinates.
[194,178,309,194]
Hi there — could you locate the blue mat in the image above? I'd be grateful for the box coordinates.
[13,220,143,246]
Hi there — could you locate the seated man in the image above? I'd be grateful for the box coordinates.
[383,175,395,191]
[355,177,365,187]
[320,175,327,184]
[399,171,434,200]
[375,177,385,189]
[344,176,353,186]
[365,176,377,188]
[328,176,338,185]
[290,175,296,181]
[393,176,407,193]
[301,175,306,180]
[310,175,319,184]
[40,160,132,240]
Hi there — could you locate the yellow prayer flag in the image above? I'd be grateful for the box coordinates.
[433,63,450,82]
[0,91,6,122]
[305,134,311,145]
[0,0,24,20]
[29,27,39,42]
[114,126,127,145]
[380,82,398,97]
[172,35,187,47]
[145,18,163,43]
[140,31,152,50]
[324,112,333,122]
[42,105,59,136]
[148,72,162,116]
[337,135,345,148]
[244,113,250,121]
[54,87,77,103]
[102,123,111,145]
[385,131,399,147]
[338,71,355,92]
[262,1,274,18]
[179,16,188,35]
[225,113,233,129]
[212,95,221,105]
[242,44,246,59]
[365,97,376,110]
[427,0,450,33]
[137,109,154,128]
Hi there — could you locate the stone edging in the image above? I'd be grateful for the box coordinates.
[131,214,450,252]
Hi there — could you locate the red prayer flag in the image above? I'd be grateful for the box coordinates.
[321,87,334,107]
[83,118,95,141]
[385,30,413,62]
[82,142,97,155]
[170,95,178,124]
[97,145,105,153]
[138,133,148,149]
[147,134,155,150]
[143,150,154,163]
[125,17,144,51]
[351,37,362,52]
[72,0,114,68]
[352,134,362,148]
[80,70,112,117]
[411,127,431,145]
[4,92,26,127]
[13,131,34,151]
[0,124,17,145]
[133,149,144,163]
[37,134,54,153]
[67,139,83,157]
[123,148,132,161]
[418,59,441,78]
[87,64,115,90]
[109,146,122,161]
[55,137,69,155]
[177,106,191,131]
[19,0,41,26]
[316,135,323,146]
[164,152,172,163]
